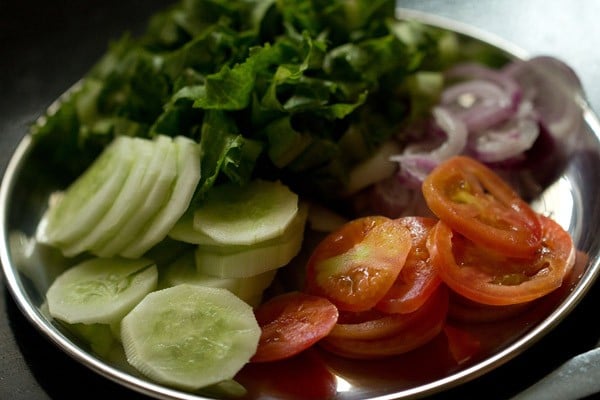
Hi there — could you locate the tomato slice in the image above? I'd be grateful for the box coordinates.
[320,285,448,359]
[428,215,576,306]
[375,216,441,314]
[329,307,426,341]
[238,349,337,400]
[443,324,481,365]
[251,292,338,362]
[447,290,533,323]
[422,156,542,258]
[305,216,412,312]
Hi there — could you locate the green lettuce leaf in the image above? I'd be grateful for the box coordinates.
[30,0,466,201]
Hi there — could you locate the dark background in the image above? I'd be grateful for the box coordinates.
[2,1,600,399]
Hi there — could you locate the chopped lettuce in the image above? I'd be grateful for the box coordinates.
[30,0,457,200]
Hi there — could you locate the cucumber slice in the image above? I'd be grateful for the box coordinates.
[120,284,260,391]
[306,202,349,232]
[193,180,299,246]
[46,257,157,325]
[194,205,307,278]
[168,210,218,245]
[199,380,247,399]
[95,135,177,257]
[345,139,400,195]
[64,322,117,357]
[62,138,157,257]
[121,136,201,258]
[39,136,136,247]
[160,251,276,303]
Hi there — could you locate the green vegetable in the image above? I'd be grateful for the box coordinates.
[46,257,158,325]
[192,179,299,245]
[37,136,136,248]
[194,203,308,278]
[120,284,261,391]
[61,138,157,257]
[30,0,453,202]
[95,136,178,257]
[159,251,276,305]
[37,135,200,259]
[120,136,201,258]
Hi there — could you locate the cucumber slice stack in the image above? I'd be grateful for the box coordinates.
[37,135,201,259]
[159,251,277,307]
[167,179,307,303]
[38,143,308,392]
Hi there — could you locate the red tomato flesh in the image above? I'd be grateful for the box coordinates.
[320,285,449,359]
[447,290,533,323]
[251,292,338,362]
[428,215,575,306]
[443,324,481,365]
[422,156,542,258]
[375,216,441,314]
[305,216,412,312]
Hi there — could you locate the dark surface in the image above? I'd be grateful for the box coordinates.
[1,1,600,399]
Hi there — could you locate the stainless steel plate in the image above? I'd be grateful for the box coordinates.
[2,8,600,400]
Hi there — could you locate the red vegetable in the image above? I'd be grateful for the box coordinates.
[375,216,441,314]
[427,215,575,306]
[305,216,412,312]
[251,292,338,362]
[422,156,542,258]
[320,285,449,359]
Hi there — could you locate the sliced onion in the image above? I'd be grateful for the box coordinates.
[446,62,522,105]
[384,56,582,193]
[443,63,522,133]
[502,56,583,140]
[468,115,540,163]
[390,106,467,184]
[441,79,516,133]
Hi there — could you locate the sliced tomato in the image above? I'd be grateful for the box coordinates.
[319,285,449,359]
[447,290,533,323]
[305,216,412,312]
[238,349,337,400]
[328,307,426,341]
[375,216,441,314]
[251,292,338,362]
[443,324,481,365]
[428,215,576,306]
[422,156,542,258]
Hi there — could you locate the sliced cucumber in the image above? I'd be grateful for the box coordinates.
[62,138,157,257]
[345,139,400,195]
[46,257,157,325]
[199,379,247,399]
[95,135,178,257]
[39,136,136,247]
[168,210,218,245]
[193,179,299,246]
[170,200,305,247]
[160,251,276,304]
[121,136,201,258]
[306,201,349,233]
[9,230,72,295]
[64,322,117,357]
[120,284,260,391]
[194,205,307,278]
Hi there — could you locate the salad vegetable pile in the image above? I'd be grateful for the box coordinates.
[14,0,585,397]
